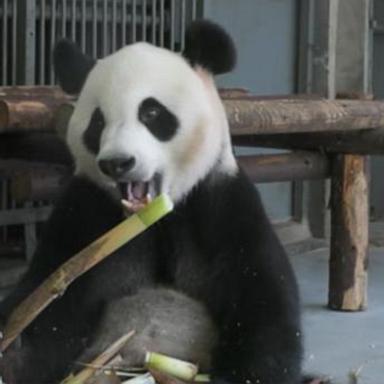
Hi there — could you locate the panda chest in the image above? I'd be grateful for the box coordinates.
[158,224,212,298]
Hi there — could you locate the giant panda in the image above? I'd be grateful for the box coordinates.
[0,20,302,384]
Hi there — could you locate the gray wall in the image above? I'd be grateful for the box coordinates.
[372,35,384,220]
[372,0,384,220]
[204,0,298,95]
[203,0,298,221]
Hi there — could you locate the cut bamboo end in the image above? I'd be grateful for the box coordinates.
[145,352,198,381]
[137,194,174,227]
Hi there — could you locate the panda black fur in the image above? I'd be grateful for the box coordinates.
[0,20,302,384]
[78,288,217,371]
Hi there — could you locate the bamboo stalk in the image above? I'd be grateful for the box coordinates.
[62,331,135,384]
[145,352,198,381]
[0,195,173,352]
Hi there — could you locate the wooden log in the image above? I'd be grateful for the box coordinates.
[233,129,384,155]
[2,86,384,135]
[226,98,384,136]
[328,154,369,311]
[0,98,68,132]
[237,152,330,183]
[0,85,68,99]
[0,86,72,132]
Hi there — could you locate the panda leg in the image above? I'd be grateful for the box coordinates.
[78,288,217,372]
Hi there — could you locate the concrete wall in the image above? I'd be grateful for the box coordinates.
[336,0,370,93]
[372,0,384,219]
[203,0,298,221]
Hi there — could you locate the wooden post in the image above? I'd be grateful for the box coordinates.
[329,154,369,311]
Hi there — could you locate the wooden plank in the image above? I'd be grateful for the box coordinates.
[233,128,384,155]
[238,152,330,183]
[328,154,369,311]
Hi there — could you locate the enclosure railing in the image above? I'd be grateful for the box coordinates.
[0,0,201,86]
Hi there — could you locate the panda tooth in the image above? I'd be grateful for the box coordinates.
[146,193,152,203]
[127,182,133,200]
[121,199,133,210]
[148,181,156,198]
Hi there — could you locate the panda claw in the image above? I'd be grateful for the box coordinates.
[145,193,153,204]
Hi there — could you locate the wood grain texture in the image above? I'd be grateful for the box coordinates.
[2,86,384,135]
[329,154,369,311]
[226,98,384,135]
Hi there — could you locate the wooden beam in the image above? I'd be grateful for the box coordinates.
[237,152,330,183]
[2,86,384,135]
[226,98,384,136]
[0,86,72,132]
[0,86,71,98]
[0,98,69,132]
[328,154,369,311]
[233,128,384,155]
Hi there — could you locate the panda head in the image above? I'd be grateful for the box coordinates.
[54,20,238,211]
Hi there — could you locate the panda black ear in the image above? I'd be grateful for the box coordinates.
[183,20,236,75]
[53,39,95,95]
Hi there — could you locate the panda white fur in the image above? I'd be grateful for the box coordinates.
[0,21,302,384]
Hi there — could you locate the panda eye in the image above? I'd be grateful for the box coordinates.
[142,106,161,123]
[138,97,179,142]
[83,107,106,154]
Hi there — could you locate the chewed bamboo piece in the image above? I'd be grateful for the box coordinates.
[0,194,173,352]
[145,352,198,381]
[61,330,135,384]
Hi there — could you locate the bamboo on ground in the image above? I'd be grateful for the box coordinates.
[61,331,135,384]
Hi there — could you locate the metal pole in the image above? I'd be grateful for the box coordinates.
[16,0,36,85]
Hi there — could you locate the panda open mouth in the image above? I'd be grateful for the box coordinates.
[119,174,162,214]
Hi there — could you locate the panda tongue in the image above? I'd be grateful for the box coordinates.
[131,181,147,200]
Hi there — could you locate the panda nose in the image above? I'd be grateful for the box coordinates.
[98,157,136,179]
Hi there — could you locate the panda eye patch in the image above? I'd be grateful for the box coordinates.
[138,97,179,141]
[83,108,105,154]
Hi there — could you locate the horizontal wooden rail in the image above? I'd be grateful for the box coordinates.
[2,87,384,136]
[234,129,384,155]
[237,152,330,183]
[225,98,384,135]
